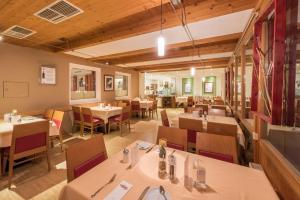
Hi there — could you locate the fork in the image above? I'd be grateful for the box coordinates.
[159,185,167,200]
[91,174,117,198]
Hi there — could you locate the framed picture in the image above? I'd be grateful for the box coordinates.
[104,75,114,91]
[41,66,56,85]
[204,82,213,93]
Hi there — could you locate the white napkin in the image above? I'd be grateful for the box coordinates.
[104,181,133,200]
[137,141,152,150]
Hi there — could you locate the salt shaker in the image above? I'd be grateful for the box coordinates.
[168,154,176,181]
[122,148,129,163]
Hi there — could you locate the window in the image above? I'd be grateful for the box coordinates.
[69,63,101,104]
[115,72,131,99]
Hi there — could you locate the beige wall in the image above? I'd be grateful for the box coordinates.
[0,43,139,114]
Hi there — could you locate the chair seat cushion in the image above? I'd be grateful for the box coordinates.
[167,142,184,151]
[93,117,104,124]
[74,153,107,179]
[109,116,121,123]
[198,150,233,163]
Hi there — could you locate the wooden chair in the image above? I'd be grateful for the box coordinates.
[208,108,226,116]
[44,108,54,120]
[213,99,225,105]
[50,110,64,151]
[196,132,238,163]
[160,110,170,127]
[157,126,188,151]
[1,121,51,188]
[72,106,83,136]
[117,102,127,108]
[122,100,131,106]
[148,100,158,118]
[65,135,107,182]
[184,107,201,113]
[108,106,131,136]
[131,101,141,117]
[195,104,208,113]
[187,96,194,107]
[206,122,237,137]
[179,118,203,150]
[81,107,106,135]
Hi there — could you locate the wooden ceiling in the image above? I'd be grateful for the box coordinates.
[0,0,259,71]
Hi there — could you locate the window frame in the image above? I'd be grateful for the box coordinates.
[115,71,131,100]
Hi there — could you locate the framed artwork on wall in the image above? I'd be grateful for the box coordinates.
[104,75,114,91]
[204,82,213,93]
[40,66,56,85]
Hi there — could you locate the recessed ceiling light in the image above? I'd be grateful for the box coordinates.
[0,35,3,41]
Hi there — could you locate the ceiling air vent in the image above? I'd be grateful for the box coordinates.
[1,25,36,39]
[34,0,83,24]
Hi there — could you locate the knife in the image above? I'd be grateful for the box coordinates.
[137,186,150,200]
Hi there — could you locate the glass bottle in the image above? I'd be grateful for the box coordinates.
[168,154,176,181]
[193,159,206,189]
[158,145,167,179]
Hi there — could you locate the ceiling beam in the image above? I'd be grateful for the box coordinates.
[90,33,241,63]
[54,0,256,52]
[95,40,237,64]
[134,57,230,72]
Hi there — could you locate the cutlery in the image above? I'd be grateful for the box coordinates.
[159,185,167,200]
[91,174,117,198]
[171,150,176,155]
[137,186,150,200]
[145,145,155,153]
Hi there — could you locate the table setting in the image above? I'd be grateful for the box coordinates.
[59,140,278,200]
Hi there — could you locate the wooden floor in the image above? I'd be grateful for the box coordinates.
[0,108,182,200]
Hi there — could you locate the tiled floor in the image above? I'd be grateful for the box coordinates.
[0,108,183,200]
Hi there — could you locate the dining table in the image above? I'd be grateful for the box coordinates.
[0,116,58,175]
[139,100,153,110]
[90,106,122,124]
[59,140,278,200]
[172,113,245,148]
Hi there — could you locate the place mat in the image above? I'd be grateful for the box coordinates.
[104,181,133,200]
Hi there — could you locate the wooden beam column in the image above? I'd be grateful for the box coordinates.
[234,55,238,113]
[271,0,286,125]
[241,45,246,118]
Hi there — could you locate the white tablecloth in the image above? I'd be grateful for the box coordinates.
[172,113,245,148]
[139,100,153,110]
[59,140,278,200]
[0,117,57,148]
[90,106,122,123]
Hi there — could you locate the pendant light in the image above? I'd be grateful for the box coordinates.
[190,67,195,76]
[157,0,165,57]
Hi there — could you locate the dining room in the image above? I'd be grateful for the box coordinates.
[0,0,300,199]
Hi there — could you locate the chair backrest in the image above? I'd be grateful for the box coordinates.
[72,106,82,123]
[213,100,225,105]
[179,117,203,143]
[121,106,131,121]
[207,122,237,137]
[52,110,64,131]
[160,110,170,127]
[196,132,238,163]
[44,108,54,120]
[157,126,188,151]
[11,120,49,160]
[185,107,201,113]
[195,104,208,113]
[118,102,127,108]
[211,105,226,110]
[131,101,140,111]
[65,135,108,182]
[122,100,131,106]
[208,108,226,116]
[151,100,158,109]
[81,107,94,124]
[179,118,203,132]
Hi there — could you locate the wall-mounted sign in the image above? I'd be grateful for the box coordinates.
[41,66,56,85]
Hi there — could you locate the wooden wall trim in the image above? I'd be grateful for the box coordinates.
[260,139,300,200]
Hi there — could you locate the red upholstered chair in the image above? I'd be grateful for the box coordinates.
[1,120,51,188]
[156,126,187,151]
[196,132,238,163]
[179,117,203,151]
[65,135,107,182]
[131,100,142,117]
[72,106,83,136]
[108,106,131,136]
[81,107,106,135]
[50,110,64,151]
[160,110,170,127]
[206,122,237,137]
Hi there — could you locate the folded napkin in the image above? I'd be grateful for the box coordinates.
[137,141,152,150]
[104,181,133,200]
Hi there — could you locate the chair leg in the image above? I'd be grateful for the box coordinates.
[91,126,94,137]
[80,123,83,137]
[108,122,111,134]
[128,120,131,131]
[2,154,8,175]
[59,135,63,152]
[46,150,51,172]
[104,124,107,134]
[8,157,14,189]
[119,123,122,136]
